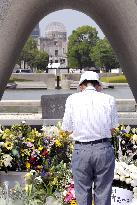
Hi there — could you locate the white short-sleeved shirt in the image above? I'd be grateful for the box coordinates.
[62,86,118,142]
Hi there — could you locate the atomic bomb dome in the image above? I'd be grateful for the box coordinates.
[45,22,66,34]
[44,22,67,41]
[38,21,68,68]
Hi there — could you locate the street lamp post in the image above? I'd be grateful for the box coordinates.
[55,67,61,89]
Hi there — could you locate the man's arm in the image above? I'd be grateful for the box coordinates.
[62,97,73,133]
[110,97,119,134]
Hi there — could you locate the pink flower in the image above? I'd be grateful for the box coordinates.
[65,192,74,203]
[64,182,76,203]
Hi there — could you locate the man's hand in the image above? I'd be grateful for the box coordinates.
[111,128,116,135]
[65,131,73,135]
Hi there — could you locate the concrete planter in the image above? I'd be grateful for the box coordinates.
[0,171,27,188]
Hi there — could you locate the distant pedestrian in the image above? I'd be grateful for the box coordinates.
[62,71,118,205]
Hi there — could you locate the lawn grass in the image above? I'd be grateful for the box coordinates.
[9,77,33,83]
[100,75,127,83]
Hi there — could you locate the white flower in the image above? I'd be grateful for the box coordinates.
[125,171,130,178]
[2,154,13,167]
[114,174,120,180]
[130,173,137,180]
[125,125,131,133]
[35,176,43,183]
[41,125,48,132]
[50,126,60,137]
[125,178,132,184]
[63,190,67,196]
[120,175,125,182]
[133,187,137,193]
[30,170,36,175]
[133,145,137,149]
[131,180,137,187]
[21,120,26,124]
[132,128,136,134]
[0,129,4,134]
[133,192,137,199]
[0,142,4,146]
[133,134,137,142]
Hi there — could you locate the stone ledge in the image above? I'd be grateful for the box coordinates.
[15,81,47,89]
[0,113,137,126]
[0,100,41,106]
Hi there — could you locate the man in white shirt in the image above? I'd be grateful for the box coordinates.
[62,71,118,205]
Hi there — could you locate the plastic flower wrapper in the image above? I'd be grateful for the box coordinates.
[45,196,62,205]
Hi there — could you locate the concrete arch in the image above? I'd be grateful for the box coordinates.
[0,0,137,100]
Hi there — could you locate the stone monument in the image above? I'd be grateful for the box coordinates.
[41,94,71,119]
[0,0,137,101]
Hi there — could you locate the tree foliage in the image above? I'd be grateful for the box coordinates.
[30,50,49,70]
[91,38,120,71]
[67,26,99,69]
[17,37,37,67]
[17,37,49,70]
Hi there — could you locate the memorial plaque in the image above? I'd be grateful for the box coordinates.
[41,94,71,119]
[111,187,133,205]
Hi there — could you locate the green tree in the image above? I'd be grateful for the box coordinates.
[17,37,49,71]
[30,50,49,71]
[17,37,37,68]
[67,26,99,69]
[91,38,120,71]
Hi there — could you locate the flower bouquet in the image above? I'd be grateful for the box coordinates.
[112,161,137,204]
[1,122,137,205]
[112,125,137,163]
[0,122,73,204]
[0,122,72,173]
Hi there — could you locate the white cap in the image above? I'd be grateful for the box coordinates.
[79,71,101,85]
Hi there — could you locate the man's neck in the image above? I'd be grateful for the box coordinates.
[83,85,96,91]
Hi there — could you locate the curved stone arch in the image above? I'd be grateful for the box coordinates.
[0,0,137,100]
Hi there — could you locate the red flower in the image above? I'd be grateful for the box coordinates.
[42,150,48,156]
[30,157,36,162]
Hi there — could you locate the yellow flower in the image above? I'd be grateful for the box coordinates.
[26,162,31,169]
[25,138,34,142]
[70,199,93,205]
[55,139,62,147]
[60,130,67,138]
[125,133,131,138]
[52,177,58,185]
[4,141,13,150]
[70,200,77,205]
[21,149,25,156]
[25,173,31,180]
[70,144,74,151]
[38,146,43,151]
[37,165,42,169]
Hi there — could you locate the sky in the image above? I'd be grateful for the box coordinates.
[39,9,105,39]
